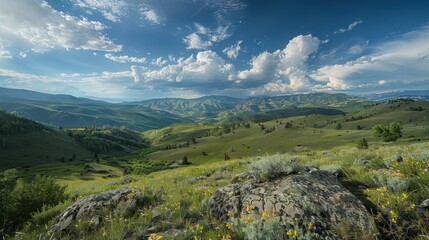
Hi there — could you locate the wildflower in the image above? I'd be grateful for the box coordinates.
[226,222,232,229]
[227,211,236,217]
[261,210,269,221]
[221,234,232,240]
[389,210,398,224]
[287,229,298,238]
[246,204,255,213]
[244,215,253,224]
[307,222,313,230]
[148,233,163,240]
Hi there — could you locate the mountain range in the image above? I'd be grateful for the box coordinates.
[366,90,429,101]
[1,87,428,131]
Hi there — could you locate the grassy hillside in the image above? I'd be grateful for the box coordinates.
[134,96,243,121]
[143,100,429,167]
[1,98,429,239]
[66,127,149,154]
[7,141,429,240]
[0,87,190,131]
[0,88,372,131]
[135,93,369,122]
[0,111,92,170]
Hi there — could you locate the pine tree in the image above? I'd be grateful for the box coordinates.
[182,156,190,165]
[357,138,369,149]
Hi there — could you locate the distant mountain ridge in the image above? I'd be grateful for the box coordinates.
[0,87,190,131]
[1,87,371,130]
[366,90,429,101]
[0,110,91,169]
[136,92,369,121]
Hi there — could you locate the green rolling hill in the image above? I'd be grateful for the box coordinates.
[0,110,92,170]
[0,87,190,131]
[142,99,429,167]
[0,87,370,129]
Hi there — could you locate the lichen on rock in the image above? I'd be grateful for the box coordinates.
[51,187,143,232]
[209,168,378,239]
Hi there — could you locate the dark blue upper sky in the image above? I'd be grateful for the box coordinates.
[0,0,428,101]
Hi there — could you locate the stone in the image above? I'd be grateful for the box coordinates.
[416,199,429,214]
[164,228,187,237]
[420,199,429,208]
[230,171,255,184]
[208,170,378,239]
[50,187,140,232]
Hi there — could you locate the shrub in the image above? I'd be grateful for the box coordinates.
[357,138,369,149]
[12,176,68,227]
[250,154,300,181]
[319,164,343,177]
[0,170,17,231]
[372,122,402,142]
[0,174,68,233]
[182,156,190,165]
[31,201,71,226]
[370,171,409,192]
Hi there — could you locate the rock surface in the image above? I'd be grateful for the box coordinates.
[209,170,378,239]
[51,187,137,232]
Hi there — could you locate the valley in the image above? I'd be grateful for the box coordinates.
[1,88,429,240]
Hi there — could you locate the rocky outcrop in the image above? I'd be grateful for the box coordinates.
[51,187,140,232]
[209,170,378,239]
[417,199,429,215]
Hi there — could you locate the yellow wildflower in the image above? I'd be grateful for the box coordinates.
[246,204,255,213]
[148,233,163,240]
[226,222,232,229]
[221,234,232,240]
[287,229,299,238]
[245,215,253,224]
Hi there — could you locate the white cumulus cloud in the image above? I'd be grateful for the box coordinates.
[131,50,236,92]
[183,33,213,50]
[0,0,122,53]
[0,44,12,59]
[335,20,363,34]
[223,40,242,59]
[131,34,321,95]
[312,24,429,92]
[139,5,161,25]
[105,53,147,64]
[151,57,168,66]
[238,34,321,92]
[74,0,127,22]
[183,23,231,50]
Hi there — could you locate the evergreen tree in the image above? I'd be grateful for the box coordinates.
[336,123,342,130]
[357,138,369,149]
[372,122,402,142]
[182,156,190,165]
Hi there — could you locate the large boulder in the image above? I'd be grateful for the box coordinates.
[51,187,140,232]
[208,170,378,239]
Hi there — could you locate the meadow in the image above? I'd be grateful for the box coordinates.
[1,99,429,239]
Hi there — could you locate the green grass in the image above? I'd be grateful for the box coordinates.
[0,131,92,171]
[7,141,429,240]
[2,99,429,239]
[143,123,217,147]
[144,117,428,166]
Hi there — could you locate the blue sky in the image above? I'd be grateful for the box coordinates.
[0,0,428,101]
